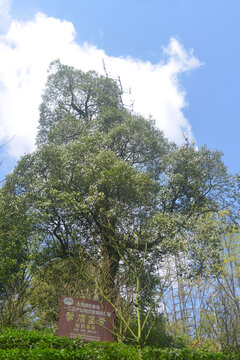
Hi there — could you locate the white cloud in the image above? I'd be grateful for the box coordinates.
[0,12,201,158]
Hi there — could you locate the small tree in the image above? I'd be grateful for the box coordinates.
[72,237,165,360]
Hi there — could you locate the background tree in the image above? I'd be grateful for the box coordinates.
[0,180,34,328]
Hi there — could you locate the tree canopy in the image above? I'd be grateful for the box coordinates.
[0,60,239,348]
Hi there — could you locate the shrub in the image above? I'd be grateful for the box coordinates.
[0,330,238,360]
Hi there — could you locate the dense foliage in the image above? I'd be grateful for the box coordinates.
[0,330,238,360]
[0,60,239,352]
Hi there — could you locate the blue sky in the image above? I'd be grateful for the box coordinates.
[0,0,239,179]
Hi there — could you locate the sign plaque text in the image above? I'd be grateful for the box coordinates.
[56,297,115,342]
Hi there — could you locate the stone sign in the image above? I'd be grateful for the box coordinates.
[55,297,115,342]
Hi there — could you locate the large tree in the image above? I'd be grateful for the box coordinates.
[1,61,237,330]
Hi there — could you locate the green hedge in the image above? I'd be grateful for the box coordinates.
[0,330,238,360]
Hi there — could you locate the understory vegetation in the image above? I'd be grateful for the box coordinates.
[0,329,239,359]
